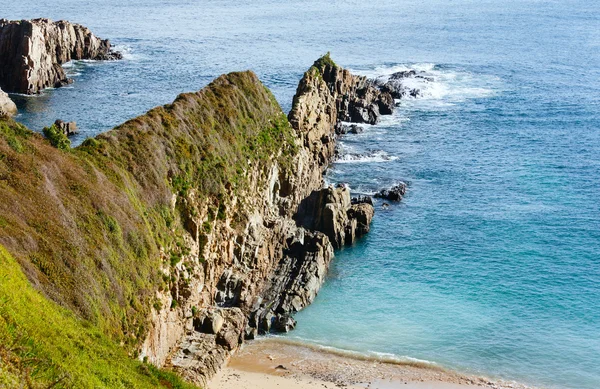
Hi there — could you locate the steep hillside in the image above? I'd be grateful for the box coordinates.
[0,56,389,387]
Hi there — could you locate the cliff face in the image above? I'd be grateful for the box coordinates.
[0,55,389,387]
[0,87,17,116]
[0,18,121,94]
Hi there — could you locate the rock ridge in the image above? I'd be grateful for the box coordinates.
[0,54,392,387]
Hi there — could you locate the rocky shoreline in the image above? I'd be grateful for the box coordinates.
[0,29,425,385]
[0,18,121,95]
[161,54,402,386]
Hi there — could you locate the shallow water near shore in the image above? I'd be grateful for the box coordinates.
[4,1,600,388]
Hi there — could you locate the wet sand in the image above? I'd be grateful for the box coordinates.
[209,338,537,389]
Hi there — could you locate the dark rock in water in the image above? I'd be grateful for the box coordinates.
[390,70,417,80]
[351,195,373,206]
[54,119,78,136]
[335,123,364,135]
[377,91,395,115]
[0,18,122,94]
[349,124,364,134]
[374,183,407,202]
[379,79,413,99]
[374,70,433,100]
[346,203,375,238]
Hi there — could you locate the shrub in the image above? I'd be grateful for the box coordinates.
[43,124,71,150]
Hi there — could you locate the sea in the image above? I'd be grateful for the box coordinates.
[4,1,599,388]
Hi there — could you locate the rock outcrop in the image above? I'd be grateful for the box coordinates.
[296,186,374,249]
[0,18,122,94]
[374,69,432,99]
[0,54,389,387]
[53,119,78,136]
[374,183,407,201]
[0,88,17,116]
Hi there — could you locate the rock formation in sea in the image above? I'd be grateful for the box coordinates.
[0,87,17,116]
[374,183,408,201]
[0,18,122,94]
[0,54,393,387]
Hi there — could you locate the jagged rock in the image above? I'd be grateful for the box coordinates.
[390,70,417,79]
[335,123,364,135]
[374,183,407,201]
[170,308,244,386]
[290,54,395,129]
[374,70,432,99]
[351,195,373,206]
[272,314,296,333]
[0,18,122,94]
[347,203,375,237]
[54,119,78,136]
[0,88,17,117]
[248,226,334,335]
[296,186,374,249]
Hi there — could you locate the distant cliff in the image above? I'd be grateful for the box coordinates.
[0,18,121,94]
[0,55,392,387]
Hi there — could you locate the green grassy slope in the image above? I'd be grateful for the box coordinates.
[0,71,298,387]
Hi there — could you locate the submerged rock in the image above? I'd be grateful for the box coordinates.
[0,18,122,94]
[0,88,17,117]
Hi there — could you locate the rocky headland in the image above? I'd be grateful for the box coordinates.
[0,54,398,387]
[0,18,121,94]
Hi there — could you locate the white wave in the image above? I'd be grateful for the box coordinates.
[352,63,501,105]
[261,336,441,368]
[336,149,398,164]
[112,44,136,61]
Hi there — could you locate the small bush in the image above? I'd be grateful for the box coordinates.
[43,124,71,150]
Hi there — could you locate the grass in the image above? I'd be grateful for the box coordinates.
[0,244,197,389]
[0,70,299,385]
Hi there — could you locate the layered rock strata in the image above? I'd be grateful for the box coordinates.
[0,54,393,387]
[163,55,395,385]
[0,18,121,94]
[0,87,17,116]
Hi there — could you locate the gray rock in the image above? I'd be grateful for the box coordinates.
[54,120,78,136]
[0,88,17,117]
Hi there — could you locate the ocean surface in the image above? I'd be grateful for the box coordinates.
[4,1,600,388]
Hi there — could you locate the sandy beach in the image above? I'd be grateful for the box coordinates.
[209,339,537,389]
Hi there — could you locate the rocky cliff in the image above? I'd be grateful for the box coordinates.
[0,54,391,387]
[0,18,121,94]
[0,87,17,116]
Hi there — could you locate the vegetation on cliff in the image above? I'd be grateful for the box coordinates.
[0,70,297,387]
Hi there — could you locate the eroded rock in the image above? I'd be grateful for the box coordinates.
[0,18,122,94]
[0,88,17,117]
[54,120,78,136]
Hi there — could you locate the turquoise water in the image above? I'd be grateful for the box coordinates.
[4,1,600,388]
